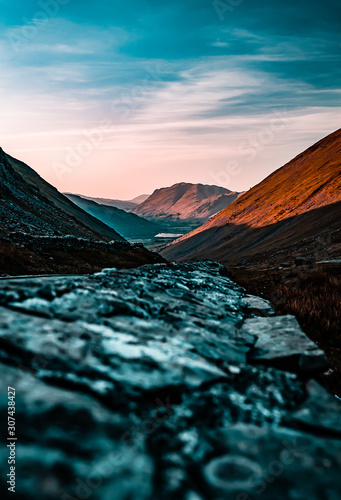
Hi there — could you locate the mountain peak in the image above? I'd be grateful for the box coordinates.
[133,182,239,221]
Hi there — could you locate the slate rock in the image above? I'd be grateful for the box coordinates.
[241,315,328,373]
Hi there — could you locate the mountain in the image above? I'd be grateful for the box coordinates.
[130,194,150,204]
[0,148,124,242]
[66,194,163,241]
[162,129,341,266]
[74,193,150,210]
[0,148,162,275]
[132,182,240,221]
[69,195,136,210]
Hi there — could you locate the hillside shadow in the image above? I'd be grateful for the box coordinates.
[162,200,341,267]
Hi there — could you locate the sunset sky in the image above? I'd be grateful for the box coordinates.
[1,0,340,198]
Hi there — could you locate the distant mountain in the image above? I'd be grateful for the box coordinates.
[132,182,240,221]
[73,193,150,210]
[130,194,150,204]
[0,148,162,275]
[163,129,341,266]
[66,194,163,241]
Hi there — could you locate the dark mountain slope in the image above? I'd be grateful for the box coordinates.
[75,195,137,210]
[1,148,124,241]
[66,194,163,240]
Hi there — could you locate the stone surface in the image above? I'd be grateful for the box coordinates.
[0,261,340,500]
[241,315,328,372]
[240,295,275,317]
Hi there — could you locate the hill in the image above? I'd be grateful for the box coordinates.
[66,194,163,241]
[162,129,341,266]
[130,194,150,204]
[74,193,150,210]
[0,148,162,275]
[132,182,240,221]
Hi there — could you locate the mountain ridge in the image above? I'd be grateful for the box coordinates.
[1,148,124,242]
[133,182,240,221]
[68,193,150,210]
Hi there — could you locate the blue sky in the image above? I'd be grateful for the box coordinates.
[0,0,340,197]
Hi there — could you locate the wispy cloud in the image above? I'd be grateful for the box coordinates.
[0,0,340,198]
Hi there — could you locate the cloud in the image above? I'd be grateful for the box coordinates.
[0,0,340,197]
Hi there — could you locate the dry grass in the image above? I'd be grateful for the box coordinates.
[228,264,341,396]
[0,240,163,276]
[276,272,341,347]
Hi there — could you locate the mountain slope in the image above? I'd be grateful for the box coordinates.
[66,194,163,240]
[0,148,162,275]
[163,129,341,265]
[75,196,136,210]
[132,182,240,221]
[130,194,150,204]
[74,193,150,210]
[1,148,124,242]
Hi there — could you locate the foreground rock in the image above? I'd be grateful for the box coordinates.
[0,261,340,500]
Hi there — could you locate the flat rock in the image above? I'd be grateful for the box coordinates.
[241,294,275,317]
[241,315,328,372]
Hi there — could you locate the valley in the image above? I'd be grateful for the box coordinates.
[0,130,340,500]
[2,1,340,498]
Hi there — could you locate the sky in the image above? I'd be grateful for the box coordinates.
[0,0,340,199]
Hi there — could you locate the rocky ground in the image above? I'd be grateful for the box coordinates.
[0,261,340,500]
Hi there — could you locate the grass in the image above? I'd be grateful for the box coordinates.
[275,271,341,397]
[228,263,341,396]
[276,272,340,346]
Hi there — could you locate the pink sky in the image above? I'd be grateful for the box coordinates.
[2,107,340,200]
